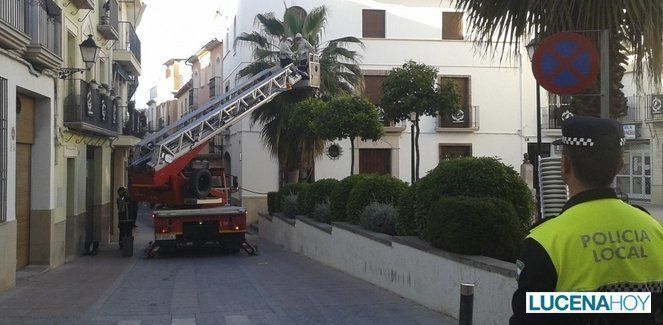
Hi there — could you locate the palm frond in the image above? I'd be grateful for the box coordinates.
[302,6,327,44]
[326,36,365,49]
[236,32,271,49]
[238,61,276,78]
[255,13,284,37]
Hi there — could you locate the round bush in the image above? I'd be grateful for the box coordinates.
[415,157,534,240]
[360,202,398,235]
[396,183,418,236]
[297,178,339,216]
[283,194,299,219]
[346,175,408,224]
[428,196,524,262]
[312,201,332,224]
[329,174,370,222]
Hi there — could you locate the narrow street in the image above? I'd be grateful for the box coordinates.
[0,205,454,325]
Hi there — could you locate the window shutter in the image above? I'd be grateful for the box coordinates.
[439,76,470,127]
[442,12,463,40]
[362,10,385,38]
[364,75,386,105]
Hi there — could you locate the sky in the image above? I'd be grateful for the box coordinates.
[134,0,236,108]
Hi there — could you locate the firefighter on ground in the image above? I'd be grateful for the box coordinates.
[116,187,134,249]
[510,116,663,324]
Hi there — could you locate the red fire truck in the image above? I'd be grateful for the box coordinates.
[128,58,320,257]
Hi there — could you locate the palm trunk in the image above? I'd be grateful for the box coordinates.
[415,118,420,181]
[350,137,355,175]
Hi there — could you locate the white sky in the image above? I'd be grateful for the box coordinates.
[135,0,236,108]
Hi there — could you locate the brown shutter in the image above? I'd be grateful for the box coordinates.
[362,10,385,38]
[442,12,463,40]
[359,149,391,175]
[439,77,470,127]
[364,75,386,105]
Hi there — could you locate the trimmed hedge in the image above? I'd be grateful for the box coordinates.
[312,201,332,224]
[267,191,282,213]
[360,202,398,235]
[346,175,408,224]
[281,182,309,196]
[415,157,534,240]
[329,174,370,222]
[395,183,418,236]
[297,178,339,216]
[428,196,524,262]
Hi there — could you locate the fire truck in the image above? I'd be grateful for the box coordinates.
[128,57,320,257]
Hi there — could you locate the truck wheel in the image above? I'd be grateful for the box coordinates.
[190,168,212,198]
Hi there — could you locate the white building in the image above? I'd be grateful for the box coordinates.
[216,0,550,223]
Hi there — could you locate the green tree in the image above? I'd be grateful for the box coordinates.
[454,0,663,117]
[288,98,327,182]
[316,96,384,175]
[380,61,460,180]
[236,5,364,183]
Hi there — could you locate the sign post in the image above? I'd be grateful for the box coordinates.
[600,30,610,118]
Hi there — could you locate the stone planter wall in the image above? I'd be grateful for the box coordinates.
[259,213,518,324]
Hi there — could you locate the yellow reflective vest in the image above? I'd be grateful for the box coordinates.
[528,198,663,292]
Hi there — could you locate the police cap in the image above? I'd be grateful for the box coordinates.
[552,116,625,149]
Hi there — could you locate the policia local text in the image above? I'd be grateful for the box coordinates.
[581,229,651,263]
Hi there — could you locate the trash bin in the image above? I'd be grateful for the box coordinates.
[122,235,134,257]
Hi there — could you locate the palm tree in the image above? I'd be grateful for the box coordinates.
[236,5,364,183]
[454,0,663,118]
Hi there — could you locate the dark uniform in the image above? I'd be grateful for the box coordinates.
[510,117,663,325]
[116,188,134,248]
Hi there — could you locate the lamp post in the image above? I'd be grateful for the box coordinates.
[410,111,417,184]
[59,35,100,79]
[526,38,543,221]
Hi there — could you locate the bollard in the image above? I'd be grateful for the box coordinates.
[459,283,474,325]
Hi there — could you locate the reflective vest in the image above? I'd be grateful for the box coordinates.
[528,198,663,292]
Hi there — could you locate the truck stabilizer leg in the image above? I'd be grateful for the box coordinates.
[241,241,258,256]
[144,241,159,259]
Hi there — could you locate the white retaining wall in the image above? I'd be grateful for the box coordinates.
[259,213,518,324]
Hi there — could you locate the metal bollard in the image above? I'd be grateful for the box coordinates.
[459,283,474,325]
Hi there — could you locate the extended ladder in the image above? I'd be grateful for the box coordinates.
[132,64,306,171]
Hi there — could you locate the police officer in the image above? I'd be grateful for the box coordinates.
[511,116,663,324]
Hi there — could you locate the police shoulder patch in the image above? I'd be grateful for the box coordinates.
[516,260,525,281]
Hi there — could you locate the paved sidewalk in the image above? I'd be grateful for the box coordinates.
[0,207,454,325]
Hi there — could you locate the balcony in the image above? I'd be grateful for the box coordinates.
[437,105,479,132]
[69,0,94,9]
[64,80,119,136]
[0,0,30,50]
[114,21,141,75]
[122,105,147,139]
[24,0,62,69]
[618,95,645,124]
[97,0,118,40]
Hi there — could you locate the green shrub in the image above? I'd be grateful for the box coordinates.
[312,201,332,224]
[415,157,534,240]
[396,184,418,236]
[267,191,282,213]
[428,196,524,262]
[297,178,339,216]
[283,194,298,219]
[360,202,398,235]
[346,175,408,224]
[329,174,370,222]
[280,182,309,196]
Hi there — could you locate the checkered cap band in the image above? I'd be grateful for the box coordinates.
[561,136,626,147]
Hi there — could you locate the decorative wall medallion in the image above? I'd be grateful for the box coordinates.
[86,90,93,116]
[451,109,465,123]
[326,143,342,160]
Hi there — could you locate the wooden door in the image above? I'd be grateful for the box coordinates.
[359,149,391,175]
[15,94,34,269]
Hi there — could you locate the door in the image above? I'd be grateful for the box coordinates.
[616,151,651,200]
[359,149,391,175]
[15,94,34,269]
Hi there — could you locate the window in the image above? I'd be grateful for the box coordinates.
[209,78,216,97]
[359,149,391,175]
[0,77,6,222]
[439,144,472,162]
[232,17,237,52]
[442,12,463,40]
[439,76,470,128]
[225,80,230,93]
[362,9,385,38]
[363,74,391,125]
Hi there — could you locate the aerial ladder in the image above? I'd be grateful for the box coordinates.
[129,56,320,257]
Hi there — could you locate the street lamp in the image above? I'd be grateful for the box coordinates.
[59,35,100,79]
[526,37,543,221]
[409,111,417,184]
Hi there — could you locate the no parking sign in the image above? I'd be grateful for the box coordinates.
[532,33,600,95]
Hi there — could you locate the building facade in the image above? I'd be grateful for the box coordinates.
[0,0,144,293]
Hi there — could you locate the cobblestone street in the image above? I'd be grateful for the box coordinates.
[0,206,454,325]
